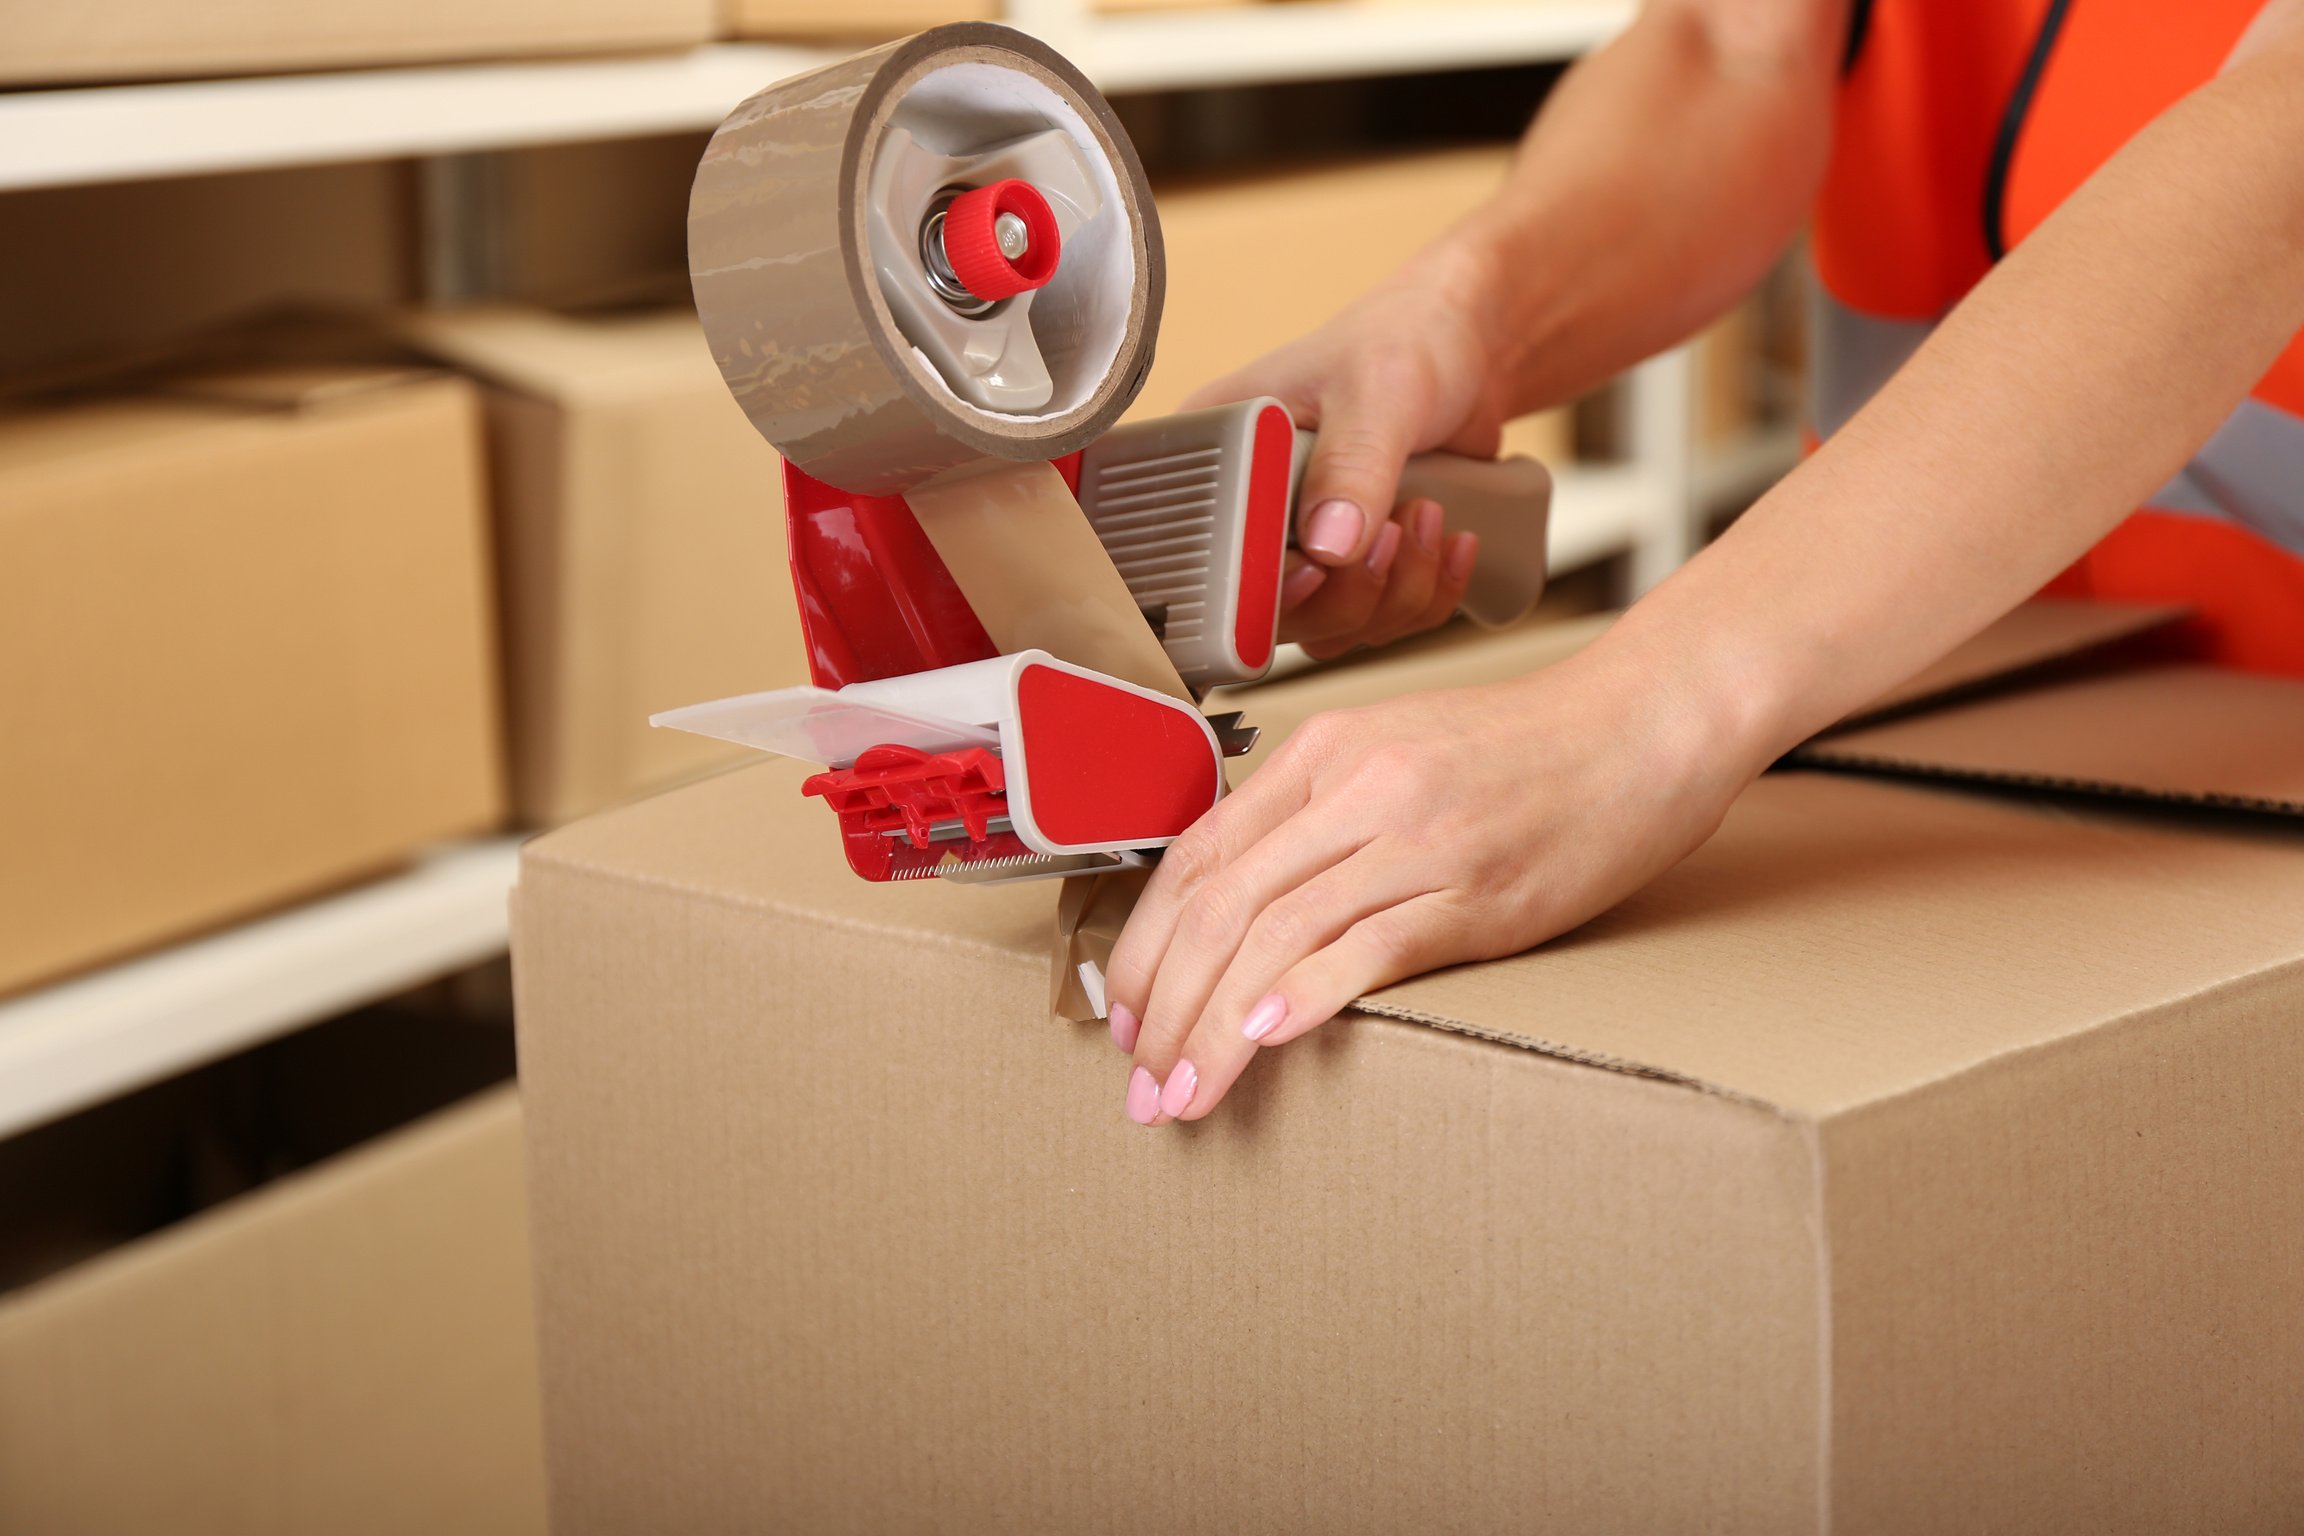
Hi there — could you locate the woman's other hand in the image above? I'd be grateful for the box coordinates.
[1104,633,1774,1125]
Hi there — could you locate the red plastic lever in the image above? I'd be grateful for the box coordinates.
[941,179,1061,302]
[802,744,1008,849]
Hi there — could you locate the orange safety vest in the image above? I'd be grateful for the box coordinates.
[1812,0,2304,675]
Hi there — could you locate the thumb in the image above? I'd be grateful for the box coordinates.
[1295,388,1413,567]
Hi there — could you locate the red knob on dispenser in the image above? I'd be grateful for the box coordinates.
[941,179,1061,302]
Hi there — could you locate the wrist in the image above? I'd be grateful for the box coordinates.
[1558,606,1807,791]
[1407,214,1523,416]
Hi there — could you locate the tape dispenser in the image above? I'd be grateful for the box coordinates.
[659,23,1554,886]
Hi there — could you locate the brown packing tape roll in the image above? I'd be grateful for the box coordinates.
[689,24,1164,495]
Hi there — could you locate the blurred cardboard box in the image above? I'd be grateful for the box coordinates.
[1146,147,1573,465]
[0,365,503,997]
[0,1087,544,1536]
[0,165,415,386]
[1,0,713,86]
[403,306,802,826]
[511,603,2304,1533]
[722,0,1243,39]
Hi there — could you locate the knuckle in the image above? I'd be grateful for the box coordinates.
[1178,881,1248,948]
[1359,910,1429,973]
[1158,829,1222,893]
[1252,894,1319,959]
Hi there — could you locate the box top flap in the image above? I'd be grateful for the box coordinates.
[0,362,455,479]
[1353,769,2304,1119]
[525,754,2304,1126]
[159,362,442,411]
[1840,598,2188,725]
[1227,599,2187,744]
[1796,665,2304,815]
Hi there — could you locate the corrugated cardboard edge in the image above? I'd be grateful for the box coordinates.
[1823,599,2190,733]
[1788,754,2304,820]
[1342,999,1783,1112]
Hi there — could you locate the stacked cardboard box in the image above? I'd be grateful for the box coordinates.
[402,305,805,826]
[512,602,2304,1533]
[0,363,504,996]
[0,1088,544,1536]
[722,0,1247,40]
[1,0,713,86]
[1146,148,1574,465]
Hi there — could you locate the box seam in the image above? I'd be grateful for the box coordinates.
[1346,1001,1797,1116]
[1788,753,2304,818]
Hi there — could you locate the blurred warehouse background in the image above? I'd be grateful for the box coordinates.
[0,3,1803,1529]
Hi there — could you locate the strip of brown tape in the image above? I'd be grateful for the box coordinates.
[908,461,1193,701]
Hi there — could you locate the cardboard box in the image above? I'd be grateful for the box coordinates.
[0,1087,546,1536]
[722,0,1242,40]
[2,0,713,86]
[0,365,504,997]
[511,605,2304,1532]
[402,306,804,826]
[1143,148,1573,464]
[0,164,414,386]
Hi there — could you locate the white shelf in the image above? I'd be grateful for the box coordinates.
[0,837,523,1140]
[1692,423,1802,511]
[1547,461,1652,572]
[1056,1,1630,93]
[0,44,837,192]
[0,4,1629,192]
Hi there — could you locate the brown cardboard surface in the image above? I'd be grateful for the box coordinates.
[0,366,503,995]
[1799,664,2304,814]
[1363,771,2304,1117]
[1839,597,2188,725]
[516,777,1825,1532]
[723,0,995,36]
[402,305,803,825]
[0,165,413,385]
[1137,148,1574,467]
[2,0,710,84]
[516,649,2304,1529]
[0,1088,546,1536]
[720,0,1245,39]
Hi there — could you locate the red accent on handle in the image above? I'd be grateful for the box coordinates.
[942,179,1061,302]
[1233,404,1294,673]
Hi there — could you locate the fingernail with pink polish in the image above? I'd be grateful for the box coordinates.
[1126,1066,1161,1125]
[1241,994,1289,1042]
[1109,1002,1140,1053]
[1157,1059,1199,1118]
[1414,499,1443,554]
[1303,499,1367,561]
[1445,531,1480,582]
[1366,521,1402,579]
[1280,562,1328,610]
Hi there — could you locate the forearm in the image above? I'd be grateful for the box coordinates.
[1434,0,1841,414]
[1608,32,2304,763]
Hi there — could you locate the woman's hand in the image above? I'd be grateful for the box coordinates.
[1103,635,1772,1125]
[1182,238,1518,655]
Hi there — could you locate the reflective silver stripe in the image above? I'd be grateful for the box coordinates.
[2184,397,2304,551]
[1811,278,2304,556]
[1808,282,1935,439]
